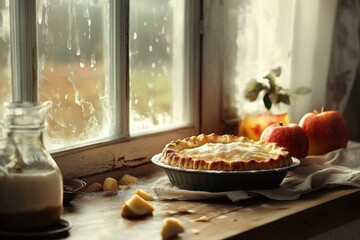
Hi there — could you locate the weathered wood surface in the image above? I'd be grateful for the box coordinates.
[62,168,360,240]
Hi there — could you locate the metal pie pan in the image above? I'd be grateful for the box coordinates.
[152,153,300,192]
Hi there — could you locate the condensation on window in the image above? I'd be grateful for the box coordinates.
[129,0,189,135]
[0,0,11,138]
[37,0,113,150]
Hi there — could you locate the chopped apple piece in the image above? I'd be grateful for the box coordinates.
[135,189,154,201]
[103,177,118,192]
[121,194,154,219]
[166,209,196,216]
[118,174,138,185]
[84,182,103,193]
[161,217,185,240]
[192,215,210,222]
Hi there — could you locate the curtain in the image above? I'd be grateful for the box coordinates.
[326,0,360,113]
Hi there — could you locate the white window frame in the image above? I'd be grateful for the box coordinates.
[201,0,238,136]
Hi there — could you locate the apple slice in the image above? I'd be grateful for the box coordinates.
[118,174,138,185]
[161,217,185,239]
[135,189,154,201]
[84,182,103,193]
[103,177,118,192]
[121,194,154,219]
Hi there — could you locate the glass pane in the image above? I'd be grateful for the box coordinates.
[129,0,190,135]
[222,0,295,121]
[37,0,115,150]
[0,0,11,138]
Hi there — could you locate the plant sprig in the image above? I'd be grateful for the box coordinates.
[244,67,311,110]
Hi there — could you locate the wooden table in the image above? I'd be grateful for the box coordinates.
[61,167,360,240]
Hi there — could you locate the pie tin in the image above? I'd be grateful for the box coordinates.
[152,153,300,192]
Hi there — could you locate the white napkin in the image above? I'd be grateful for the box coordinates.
[151,142,360,202]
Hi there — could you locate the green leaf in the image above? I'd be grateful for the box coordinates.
[264,66,281,79]
[267,77,277,93]
[244,66,310,110]
[263,93,272,110]
[272,66,282,77]
[269,93,278,103]
[244,79,267,101]
[276,93,291,105]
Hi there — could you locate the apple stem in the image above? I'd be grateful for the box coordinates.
[321,107,325,112]
[279,121,283,126]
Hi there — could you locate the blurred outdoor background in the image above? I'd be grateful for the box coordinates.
[0,0,187,150]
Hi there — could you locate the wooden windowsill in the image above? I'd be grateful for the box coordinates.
[62,165,360,240]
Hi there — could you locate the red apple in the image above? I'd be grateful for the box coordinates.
[260,122,309,159]
[299,108,349,156]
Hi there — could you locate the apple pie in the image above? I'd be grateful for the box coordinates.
[160,133,293,171]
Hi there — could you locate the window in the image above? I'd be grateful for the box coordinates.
[1,0,200,177]
[201,0,295,135]
[129,0,192,135]
[2,0,343,178]
[220,0,295,122]
[37,0,116,150]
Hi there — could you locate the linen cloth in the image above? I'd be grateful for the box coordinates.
[151,142,360,202]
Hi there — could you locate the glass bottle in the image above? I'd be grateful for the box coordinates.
[0,101,63,231]
[238,101,289,141]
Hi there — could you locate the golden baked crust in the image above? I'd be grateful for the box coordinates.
[160,133,292,171]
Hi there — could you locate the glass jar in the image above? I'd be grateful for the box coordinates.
[0,101,63,231]
[238,101,289,141]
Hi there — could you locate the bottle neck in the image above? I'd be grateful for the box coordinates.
[4,127,44,147]
[0,101,56,171]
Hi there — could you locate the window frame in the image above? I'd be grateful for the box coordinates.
[48,0,202,178]
[201,0,238,136]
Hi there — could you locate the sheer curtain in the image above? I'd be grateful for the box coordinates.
[222,0,359,126]
[291,0,338,122]
[222,0,296,121]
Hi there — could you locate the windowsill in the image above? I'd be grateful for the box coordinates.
[62,164,360,240]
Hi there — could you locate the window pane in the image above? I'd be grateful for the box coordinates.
[222,0,295,121]
[129,0,190,135]
[37,0,115,150]
[0,0,11,138]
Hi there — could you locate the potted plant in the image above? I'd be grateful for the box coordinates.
[238,67,311,140]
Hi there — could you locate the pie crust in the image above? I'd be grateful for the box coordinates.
[160,133,293,171]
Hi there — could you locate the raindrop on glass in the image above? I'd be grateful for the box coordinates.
[80,56,85,68]
[91,54,96,68]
